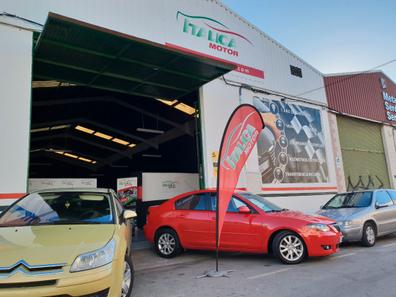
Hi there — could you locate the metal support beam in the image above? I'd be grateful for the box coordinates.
[38,39,209,82]
[34,58,190,92]
[32,96,194,136]
[31,133,134,159]
[31,118,158,148]
[100,120,195,169]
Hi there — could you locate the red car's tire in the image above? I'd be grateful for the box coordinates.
[154,228,182,258]
[272,231,306,264]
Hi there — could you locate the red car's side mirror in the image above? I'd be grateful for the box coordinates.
[238,206,251,214]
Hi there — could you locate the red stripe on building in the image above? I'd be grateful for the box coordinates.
[0,193,26,199]
[263,186,338,192]
[165,43,264,79]
[137,186,143,201]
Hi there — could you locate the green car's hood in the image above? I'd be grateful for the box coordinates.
[0,225,115,267]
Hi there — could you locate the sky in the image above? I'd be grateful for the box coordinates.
[222,0,396,81]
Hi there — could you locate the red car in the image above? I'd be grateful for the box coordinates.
[144,190,341,264]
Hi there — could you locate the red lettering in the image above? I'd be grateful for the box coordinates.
[208,43,239,57]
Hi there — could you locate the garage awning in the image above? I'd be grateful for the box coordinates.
[33,13,235,99]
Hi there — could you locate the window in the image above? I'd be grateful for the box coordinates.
[376,191,393,206]
[175,194,209,211]
[387,190,396,203]
[0,192,113,227]
[239,192,283,212]
[323,191,373,209]
[209,195,251,213]
[290,65,303,78]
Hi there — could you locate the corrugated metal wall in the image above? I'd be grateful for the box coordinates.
[325,72,396,124]
[337,115,390,191]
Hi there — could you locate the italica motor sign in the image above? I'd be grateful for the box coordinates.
[176,11,252,58]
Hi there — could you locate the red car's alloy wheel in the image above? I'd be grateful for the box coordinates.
[273,231,306,264]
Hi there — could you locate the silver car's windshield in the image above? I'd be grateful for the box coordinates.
[0,192,114,227]
[323,192,373,209]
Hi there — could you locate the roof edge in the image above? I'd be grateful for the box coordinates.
[215,0,324,77]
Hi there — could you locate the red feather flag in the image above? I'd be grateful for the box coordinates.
[215,104,265,270]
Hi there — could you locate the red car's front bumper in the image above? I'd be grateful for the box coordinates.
[304,230,342,257]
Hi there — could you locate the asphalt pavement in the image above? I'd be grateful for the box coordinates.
[132,234,396,297]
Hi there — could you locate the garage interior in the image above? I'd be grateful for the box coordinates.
[28,13,234,190]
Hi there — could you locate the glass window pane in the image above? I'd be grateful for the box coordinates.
[387,191,396,202]
[175,194,209,210]
[376,191,392,205]
[0,192,113,227]
[208,195,249,212]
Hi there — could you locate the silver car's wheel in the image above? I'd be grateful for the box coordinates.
[158,233,176,256]
[362,222,376,247]
[366,226,375,245]
[121,259,133,297]
[279,235,304,262]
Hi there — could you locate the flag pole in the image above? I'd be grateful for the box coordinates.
[216,191,219,272]
[196,104,264,279]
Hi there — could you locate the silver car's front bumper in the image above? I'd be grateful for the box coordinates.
[339,225,363,242]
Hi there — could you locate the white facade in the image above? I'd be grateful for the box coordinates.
[0,24,32,205]
[0,0,337,212]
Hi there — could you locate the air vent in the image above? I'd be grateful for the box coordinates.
[290,65,303,78]
[0,280,56,289]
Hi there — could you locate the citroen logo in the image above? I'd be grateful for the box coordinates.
[0,260,65,278]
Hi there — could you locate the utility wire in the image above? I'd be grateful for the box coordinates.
[297,58,396,97]
[221,57,396,118]
[0,12,43,27]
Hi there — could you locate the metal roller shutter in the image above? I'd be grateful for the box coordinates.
[337,116,390,191]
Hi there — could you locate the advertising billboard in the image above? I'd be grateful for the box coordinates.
[253,96,329,185]
[117,177,138,208]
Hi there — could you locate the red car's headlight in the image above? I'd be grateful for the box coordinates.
[307,223,331,232]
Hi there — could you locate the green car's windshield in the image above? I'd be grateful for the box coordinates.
[0,191,114,227]
[238,192,285,212]
[323,191,373,209]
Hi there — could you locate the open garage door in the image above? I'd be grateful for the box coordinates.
[29,12,234,192]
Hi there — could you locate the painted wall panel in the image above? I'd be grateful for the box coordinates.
[382,126,396,188]
[28,178,97,192]
[142,172,199,202]
[0,25,32,197]
[2,0,327,104]
[200,79,337,193]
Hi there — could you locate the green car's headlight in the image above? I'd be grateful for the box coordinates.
[307,223,330,232]
[70,239,115,272]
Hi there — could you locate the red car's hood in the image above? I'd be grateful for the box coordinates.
[269,210,335,224]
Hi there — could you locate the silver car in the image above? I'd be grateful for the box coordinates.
[317,189,396,247]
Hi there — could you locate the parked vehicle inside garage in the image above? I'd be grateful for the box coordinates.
[0,188,136,297]
[144,190,342,264]
[317,189,396,247]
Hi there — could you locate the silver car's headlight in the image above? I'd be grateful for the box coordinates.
[338,220,353,228]
[307,223,330,232]
[70,239,115,272]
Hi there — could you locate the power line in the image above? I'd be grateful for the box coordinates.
[296,58,396,97]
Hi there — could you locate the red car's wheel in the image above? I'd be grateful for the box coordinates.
[154,228,182,258]
[272,231,306,264]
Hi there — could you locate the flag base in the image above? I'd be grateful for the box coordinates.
[196,270,234,278]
